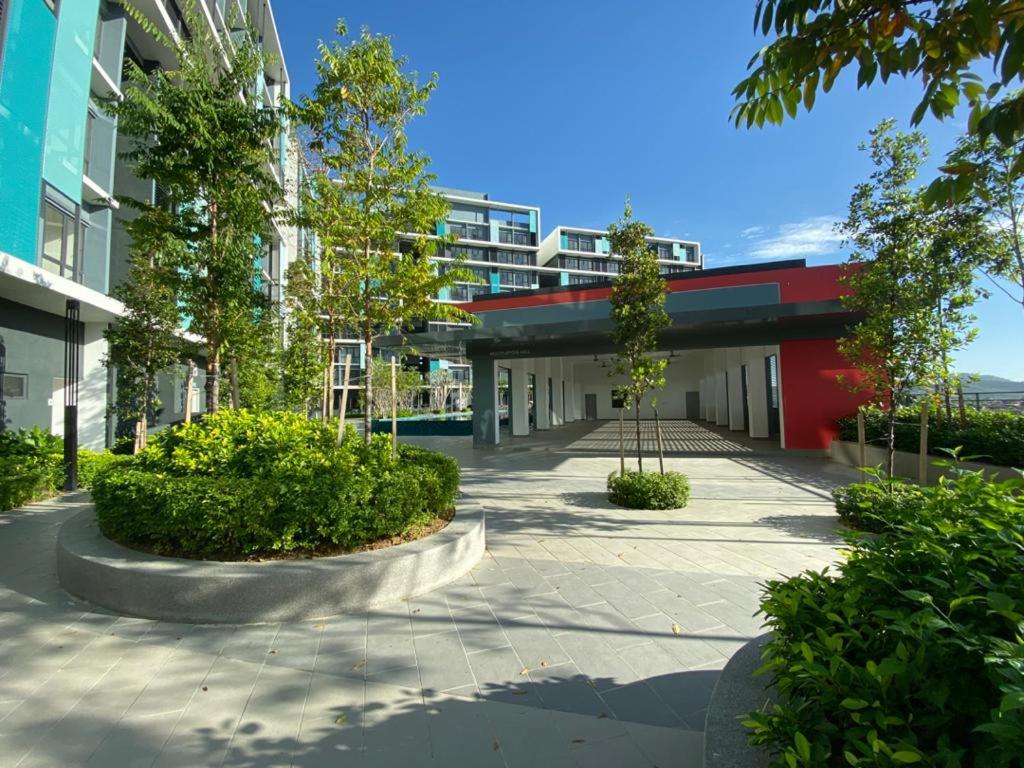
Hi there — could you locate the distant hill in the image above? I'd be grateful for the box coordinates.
[960,375,1024,393]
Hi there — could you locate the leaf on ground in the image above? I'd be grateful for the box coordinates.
[335,714,348,725]
[540,660,549,667]
[201,686,208,692]
[671,623,682,635]
[268,649,278,654]
[572,738,585,744]
[352,659,367,670]
[512,689,529,696]
[412,608,421,614]
[520,667,529,676]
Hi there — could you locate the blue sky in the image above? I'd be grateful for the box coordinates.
[275,0,1024,381]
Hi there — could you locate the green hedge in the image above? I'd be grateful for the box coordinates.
[832,475,927,533]
[92,409,460,558]
[748,471,1024,766]
[837,406,1024,468]
[0,427,122,511]
[607,470,690,510]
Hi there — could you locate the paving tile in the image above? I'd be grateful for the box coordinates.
[624,721,705,768]
[499,614,571,670]
[450,603,509,654]
[423,691,506,767]
[408,594,455,637]
[601,682,682,728]
[554,631,641,692]
[467,646,539,706]
[413,631,475,694]
[484,702,578,768]
[528,662,608,718]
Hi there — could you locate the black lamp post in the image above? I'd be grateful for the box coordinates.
[63,300,81,491]
[0,334,7,432]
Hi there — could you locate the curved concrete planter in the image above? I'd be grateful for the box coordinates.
[704,633,774,768]
[57,500,485,624]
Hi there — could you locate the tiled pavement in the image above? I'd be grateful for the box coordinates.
[0,420,859,767]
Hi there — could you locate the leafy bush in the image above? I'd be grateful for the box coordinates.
[837,406,1024,468]
[0,426,129,510]
[607,470,690,510]
[832,474,927,533]
[747,471,1024,766]
[92,409,460,558]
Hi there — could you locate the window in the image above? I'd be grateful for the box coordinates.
[656,243,673,259]
[40,199,82,281]
[566,233,595,252]
[2,373,27,400]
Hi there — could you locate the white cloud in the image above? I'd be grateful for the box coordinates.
[740,225,766,238]
[747,216,842,259]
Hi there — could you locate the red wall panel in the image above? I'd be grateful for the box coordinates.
[779,337,872,450]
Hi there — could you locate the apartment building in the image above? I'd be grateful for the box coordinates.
[538,226,702,287]
[0,0,297,447]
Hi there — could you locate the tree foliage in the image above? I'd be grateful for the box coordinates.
[945,133,1024,315]
[607,200,670,473]
[369,357,422,418]
[428,368,456,412]
[837,120,985,472]
[109,1,280,414]
[104,242,185,452]
[732,1,1024,199]
[288,21,476,441]
[280,256,329,414]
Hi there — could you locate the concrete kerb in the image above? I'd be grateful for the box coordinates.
[704,633,774,768]
[56,497,485,624]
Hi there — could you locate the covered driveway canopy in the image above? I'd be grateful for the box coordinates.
[378,260,869,450]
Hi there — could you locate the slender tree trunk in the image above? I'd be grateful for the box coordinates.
[363,336,374,443]
[205,348,220,414]
[886,405,896,479]
[229,357,240,409]
[654,406,665,475]
[183,360,195,423]
[337,352,351,445]
[956,380,967,430]
[618,407,625,477]
[634,398,643,473]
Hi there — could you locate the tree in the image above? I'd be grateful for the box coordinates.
[369,357,422,418]
[945,133,1024,317]
[288,22,476,442]
[109,2,280,414]
[105,235,185,452]
[837,120,984,473]
[607,201,670,474]
[428,368,455,412]
[280,257,328,414]
[731,1,1024,199]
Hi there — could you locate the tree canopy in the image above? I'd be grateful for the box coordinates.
[288,21,476,439]
[732,1,1024,197]
[608,200,670,473]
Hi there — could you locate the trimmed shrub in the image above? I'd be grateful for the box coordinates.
[837,406,1024,468]
[747,471,1024,766]
[832,475,927,533]
[92,409,461,559]
[607,470,690,510]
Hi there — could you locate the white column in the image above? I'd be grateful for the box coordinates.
[80,322,109,451]
[574,382,583,420]
[563,363,575,422]
[535,358,551,430]
[744,347,770,439]
[715,371,729,427]
[727,348,744,431]
[510,360,530,437]
[550,358,564,426]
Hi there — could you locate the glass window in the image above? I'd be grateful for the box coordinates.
[40,200,81,281]
[2,373,27,399]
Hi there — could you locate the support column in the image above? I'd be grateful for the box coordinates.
[715,371,729,427]
[510,360,529,437]
[535,358,551,430]
[563,363,575,423]
[744,346,770,439]
[550,358,564,427]
[471,356,500,446]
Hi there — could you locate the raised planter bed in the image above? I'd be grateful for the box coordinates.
[57,498,485,624]
[830,439,1020,484]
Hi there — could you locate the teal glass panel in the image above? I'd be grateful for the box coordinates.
[0,0,57,262]
[559,271,569,286]
[559,233,568,250]
[42,0,99,202]
[528,210,537,233]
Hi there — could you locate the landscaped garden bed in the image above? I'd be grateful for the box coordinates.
[745,471,1024,766]
[91,409,460,560]
[607,469,691,510]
